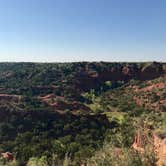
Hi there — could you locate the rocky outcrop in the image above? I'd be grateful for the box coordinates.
[154,133,166,166]
[139,62,164,80]
[39,94,91,114]
[75,62,165,91]
[51,101,91,114]
[132,130,148,153]
[1,152,15,161]
[0,94,21,102]
[132,130,166,166]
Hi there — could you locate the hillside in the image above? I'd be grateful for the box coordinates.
[0,62,165,166]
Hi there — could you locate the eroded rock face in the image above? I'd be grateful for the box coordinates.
[1,152,15,161]
[154,134,166,166]
[132,130,147,153]
[0,94,21,101]
[75,62,165,91]
[39,94,91,114]
[140,62,164,80]
[51,100,91,114]
[132,131,166,166]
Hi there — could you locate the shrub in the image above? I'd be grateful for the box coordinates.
[27,156,49,166]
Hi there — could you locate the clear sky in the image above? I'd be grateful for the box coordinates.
[0,0,166,62]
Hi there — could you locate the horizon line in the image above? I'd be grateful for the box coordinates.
[0,61,165,64]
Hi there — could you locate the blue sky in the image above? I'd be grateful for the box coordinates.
[0,0,166,62]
